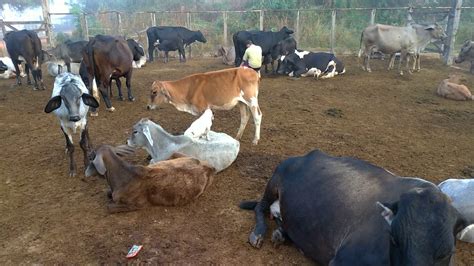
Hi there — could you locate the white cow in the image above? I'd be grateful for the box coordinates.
[0,57,26,79]
[439,178,474,243]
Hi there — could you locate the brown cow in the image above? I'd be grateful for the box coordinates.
[147,67,262,145]
[82,35,134,114]
[437,74,473,101]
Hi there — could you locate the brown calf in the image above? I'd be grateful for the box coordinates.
[437,75,473,101]
[148,67,262,144]
[85,145,215,213]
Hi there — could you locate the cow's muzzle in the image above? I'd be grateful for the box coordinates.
[69,115,81,122]
[454,57,464,64]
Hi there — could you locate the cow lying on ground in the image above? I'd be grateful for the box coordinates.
[240,150,466,265]
[278,51,345,79]
[455,40,474,74]
[82,34,134,113]
[0,60,7,73]
[359,23,446,75]
[147,67,262,145]
[0,57,27,79]
[262,37,298,74]
[48,40,88,73]
[127,118,240,173]
[44,73,99,177]
[85,145,215,213]
[233,26,294,67]
[4,29,45,90]
[437,74,473,101]
[439,178,474,243]
[146,26,207,62]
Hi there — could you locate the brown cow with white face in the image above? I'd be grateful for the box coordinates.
[147,67,262,145]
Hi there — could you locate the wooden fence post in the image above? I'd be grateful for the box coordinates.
[117,12,123,36]
[330,9,336,53]
[150,12,156,26]
[370,8,376,25]
[42,0,53,47]
[186,12,191,28]
[0,19,6,37]
[82,13,89,39]
[443,0,463,65]
[259,10,264,30]
[296,10,300,42]
[223,11,228,46]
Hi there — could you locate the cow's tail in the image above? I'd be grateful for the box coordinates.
[239,200,259,210]
[26,31,43,67]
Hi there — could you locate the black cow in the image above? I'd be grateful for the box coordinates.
[240,150,466,265]
[146,26,207,62]
[233,26,294,67]
[48,40,88,73]
[82,35,134,114]
[126,39,145,62]
[262,37,297,74]
[4,30,45,90]
[157,37,186,63]
[0,60,8,73]
[278,51,345,78]
[454,40,474,74]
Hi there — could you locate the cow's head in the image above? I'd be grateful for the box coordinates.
[454,40,473,64]
[127,118,156,151]
[85,145,135,177]
[44,73,99,121]
[195,30,207,43]
[147,81,171,110]
[277,53,299,75]
[127,39,145,61]
[425,23,447,41]
[279,26,294,36]
[0,60,8,73]
[377,187,466,266]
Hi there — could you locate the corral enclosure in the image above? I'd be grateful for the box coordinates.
[0,55,473,264]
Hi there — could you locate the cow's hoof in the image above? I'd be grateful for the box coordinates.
[252,139,259,145]
[90,111,99,117]
[271,228,286,247]
[106,190,113,199]
[128,97,135,102]
[118,96,124,101]
[33,87,39,91]
[249,232,263,248]
[106,107,116,112]
[69,171,76,178]
[27,81,32,85]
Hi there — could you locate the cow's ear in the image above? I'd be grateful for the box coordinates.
[44,96,62,113]
[92,153,106,175]
[82,93,99,108]
[424,25,435,31]
[142,125,154,147]
[376,201,398,226]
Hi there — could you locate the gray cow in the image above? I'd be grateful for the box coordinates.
[127,118,239,173]
[48,40,88,73]
[240,150,466,265]
[359,23,446,75]
[454,40,474,74]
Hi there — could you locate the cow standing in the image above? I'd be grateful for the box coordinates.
[454,40,474,74]
[82,35,134,113]
[48,40,88,73]
[359,23,446,75]
[233,26,294,67]
[4,30,45,90]
[240,150,466,265]
[146,26,207,62]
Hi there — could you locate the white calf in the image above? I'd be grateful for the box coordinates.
[184,109,214,140]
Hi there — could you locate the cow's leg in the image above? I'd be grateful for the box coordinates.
[398,50,407,75]
[114,78,124,101]
[61,127,76,177]
[387,54,396,70]
[79,124,91,168]
[13,61,22,86]
[65,59,72,72]
[179,44,186,63]
[416,54,421,72]
[364,48,372,72]
[164,51,169,63]
[249,97,262,145]
[125,71,135,102]
[25,64,32,86]
[187,45,192,59]
[100,81,115,112]
[236,102,250,140]
[148,42,155,62]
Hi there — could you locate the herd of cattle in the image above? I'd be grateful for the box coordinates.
[1,21,473,264]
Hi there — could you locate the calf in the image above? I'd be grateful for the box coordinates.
[278,51,345,79]
[0,57,27,79]
[439,178,474,243]
[82,35,134,113]
[127,118,240,173]
[184,109,214,140]
[216,45,235,66]
[147,67,262,145]
[156,37,186,63]
[85,144,215,213]
[44,73,99,177]
[4,30,45,90]
[454,40,474,74]
[240,150,466,264]
[436,75,473,101]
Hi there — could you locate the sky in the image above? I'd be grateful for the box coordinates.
[1,0,71,21]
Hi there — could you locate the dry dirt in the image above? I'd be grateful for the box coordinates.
[0,56,473,264]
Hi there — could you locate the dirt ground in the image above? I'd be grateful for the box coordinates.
[0,55,473,264]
